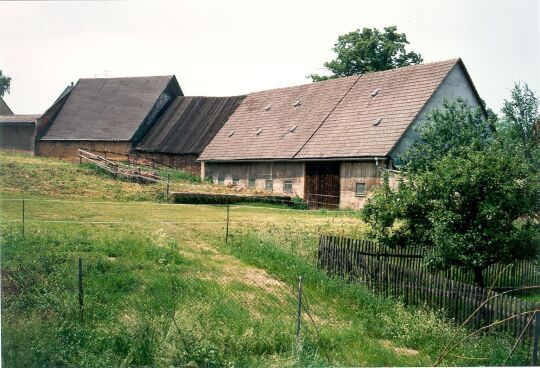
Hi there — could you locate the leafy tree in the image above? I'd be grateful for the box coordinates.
[0,70,11,97]
[498,81,540,151]
[362,100,540,287]
[402,98,493,173]
[309,26,423,82]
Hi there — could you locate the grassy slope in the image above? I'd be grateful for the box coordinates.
[0,152,527,367]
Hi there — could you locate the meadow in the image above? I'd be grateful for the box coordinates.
[0,152,529,367]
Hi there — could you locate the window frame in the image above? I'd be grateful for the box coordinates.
[355,182,366,197]
[265,179,273,191]
[283,180,293,193]
[248,179,256,188]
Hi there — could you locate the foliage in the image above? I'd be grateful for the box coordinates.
[499,82,540,148]
[363,100,540,287]
[0,70,11,97]
[309,26,423,82]
[402,98,493,172]
[290,195,309,210]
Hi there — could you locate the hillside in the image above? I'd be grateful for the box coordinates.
[0,152,528,367]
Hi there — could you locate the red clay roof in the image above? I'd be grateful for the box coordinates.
[199,59,460,161]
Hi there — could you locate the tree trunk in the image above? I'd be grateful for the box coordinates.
[473,267,485,288]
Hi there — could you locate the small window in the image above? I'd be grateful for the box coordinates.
[248,179,256,188]
[293,100,302,107]
[284,180,293,193]
[265,180,273,191]
[264,104,272,111]
[355,182,366,196]
[232,178,239,186]
[218,177,225,185]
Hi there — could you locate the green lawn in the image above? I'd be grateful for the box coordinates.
[0,152,529,367]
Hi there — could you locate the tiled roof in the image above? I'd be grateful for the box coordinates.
[0,114,39,124]
[297,59,458,158]
[200,59,460,161]
[199,75,359,160]
[40,76,181,141]
[136,95,245,155]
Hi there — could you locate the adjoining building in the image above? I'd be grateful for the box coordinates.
[199,59,485,209]
[36,75,182,159]
[0,97,13,115]
[0,114,40,153]
[134,95,245,174]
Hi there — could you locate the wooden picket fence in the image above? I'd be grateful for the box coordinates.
[317,235,540,289]
[317,235,539,346]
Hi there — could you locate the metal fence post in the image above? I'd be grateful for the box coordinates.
[166,173,170,197]
[296,276,303,355]
[22,198,25,238]
[79,258,84,321]
[225,205,230,243]
[533,310,540,366]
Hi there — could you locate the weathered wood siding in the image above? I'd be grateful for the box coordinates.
[339,161,386,210]
[0,125,36,154]
[204,162,305,198]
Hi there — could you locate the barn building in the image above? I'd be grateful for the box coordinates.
[199,59,485,209]
[36,75,182,159]
[134,95,245,174]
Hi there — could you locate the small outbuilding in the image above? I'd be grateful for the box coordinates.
[199,59,485,209]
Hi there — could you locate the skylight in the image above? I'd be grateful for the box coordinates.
[264,104,272,111]
[293,100,302,107]
[373,117,382,126]
[256,128,263,135]
[228,131,235,137]
[371,89,380,97]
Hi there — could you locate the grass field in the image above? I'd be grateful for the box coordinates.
[0,152,530,367]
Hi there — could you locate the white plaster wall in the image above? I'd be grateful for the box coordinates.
[390,63,483,163]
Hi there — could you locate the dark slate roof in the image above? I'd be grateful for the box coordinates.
[40,75,180,141]
[0,97,13,115]
[136,96,245,155]
[0,114,39,126]
[200,59,462,161]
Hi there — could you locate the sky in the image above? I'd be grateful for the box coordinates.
[0,0,539,114]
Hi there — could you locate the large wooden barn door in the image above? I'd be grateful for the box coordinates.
[304,162,340,209]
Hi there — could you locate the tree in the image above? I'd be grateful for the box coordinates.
[498,81,540,151]
[309,26,423,82]
[362,101,540,287]
[402,98,493,172]
[0,70,11,97]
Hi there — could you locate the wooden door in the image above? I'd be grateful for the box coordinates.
[304,162,340,209]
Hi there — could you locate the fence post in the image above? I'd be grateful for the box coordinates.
[296,276,303,355]
[22,198,25,238]
[78,257,84,321]
[225,205,230,243]
[166,174,170,197]
[533,310,540,366]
